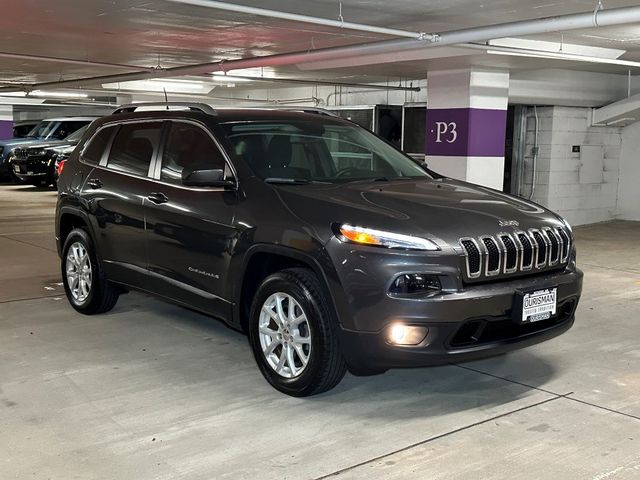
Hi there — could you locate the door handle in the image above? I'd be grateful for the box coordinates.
[147,192,169,204]
[87,178,102,189]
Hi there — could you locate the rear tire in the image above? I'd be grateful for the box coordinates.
[248,268,347,397]
[61,228,119,315]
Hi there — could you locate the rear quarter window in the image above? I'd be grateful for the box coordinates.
[82,126,116,165]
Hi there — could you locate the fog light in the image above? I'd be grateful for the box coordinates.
[387,324,428,346]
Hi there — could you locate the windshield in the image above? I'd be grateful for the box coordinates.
[64,124,89,142]
[27,121,59,138]
[222,119,430,183]
[26,120,90,140]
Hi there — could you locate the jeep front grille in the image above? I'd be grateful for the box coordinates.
[460,239,481,278]
[500,234,518,273]
[14,149,28,160]
[460,227,571,280]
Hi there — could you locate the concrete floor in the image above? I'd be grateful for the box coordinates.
[0,183,639,480]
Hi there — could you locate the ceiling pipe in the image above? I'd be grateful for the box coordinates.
[81,86,315,104]
[4,5,640,92]
[163,0,431,40]
[192,74,421,91]
[0,51,155,72]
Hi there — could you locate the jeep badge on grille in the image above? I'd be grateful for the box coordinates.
[498,220,519,227]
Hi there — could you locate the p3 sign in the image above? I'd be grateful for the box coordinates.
[425,108,507,157]
[434,121,458,144]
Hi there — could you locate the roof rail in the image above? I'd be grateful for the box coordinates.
[112,102,217,115]
[286,107,340,117]
[245,106,339,118]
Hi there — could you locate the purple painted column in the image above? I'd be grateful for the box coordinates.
[0,120,13,140]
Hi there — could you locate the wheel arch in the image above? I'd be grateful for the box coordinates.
[56,207,98,257]
[233,244,345,334]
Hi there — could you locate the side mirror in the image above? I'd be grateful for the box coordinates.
[182,168,236,188]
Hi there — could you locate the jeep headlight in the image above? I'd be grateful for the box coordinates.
[336,224,439,251]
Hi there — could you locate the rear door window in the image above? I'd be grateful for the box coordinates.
[106,122,162,177]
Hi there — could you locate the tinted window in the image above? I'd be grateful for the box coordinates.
[160,122,225,184]
[82,126,116,165]
[107,122,162,176]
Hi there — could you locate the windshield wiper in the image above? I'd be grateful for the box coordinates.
[345,176,414,184]
[263,177,330,185]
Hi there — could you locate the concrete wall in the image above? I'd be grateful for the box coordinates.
[510,69,640,107]
[12,105,113,121]
[522,106,622,226]
[618,122,640,221]
[221,82,427,107]
[229,69,638,108]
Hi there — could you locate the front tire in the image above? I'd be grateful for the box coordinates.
[61,228,119,314]
[248,268,347,397]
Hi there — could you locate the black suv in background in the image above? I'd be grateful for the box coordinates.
[12,125,89,187]
[55,102,583,396]
[1,117,96,180]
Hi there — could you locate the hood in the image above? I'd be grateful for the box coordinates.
[0,137,63,155]
[0,138,45,149]
[23,139,72,152]
[276,177,563,248]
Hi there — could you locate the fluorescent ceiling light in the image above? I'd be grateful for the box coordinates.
[30,90,88,98]
[102,78,214,94]
[213,67,277,77]
[211,75,252,83]
[485,48,640,68]
[489,37,626,59]
[0,90,88,99]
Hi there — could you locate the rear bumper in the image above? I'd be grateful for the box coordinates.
[336,265,583,372]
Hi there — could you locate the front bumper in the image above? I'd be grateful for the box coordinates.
[325,238,583,372]
[339,299,577,372]
[11,156,52,181]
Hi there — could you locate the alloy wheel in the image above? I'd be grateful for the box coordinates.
[258,292,312,378]
[65,241,92,303]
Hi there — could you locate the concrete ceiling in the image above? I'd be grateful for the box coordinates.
[1,0,640,94]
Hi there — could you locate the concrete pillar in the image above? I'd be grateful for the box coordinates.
[425,68,509,190]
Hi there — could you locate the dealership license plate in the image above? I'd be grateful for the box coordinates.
[13,164,20,173]
[516,288,557,323]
